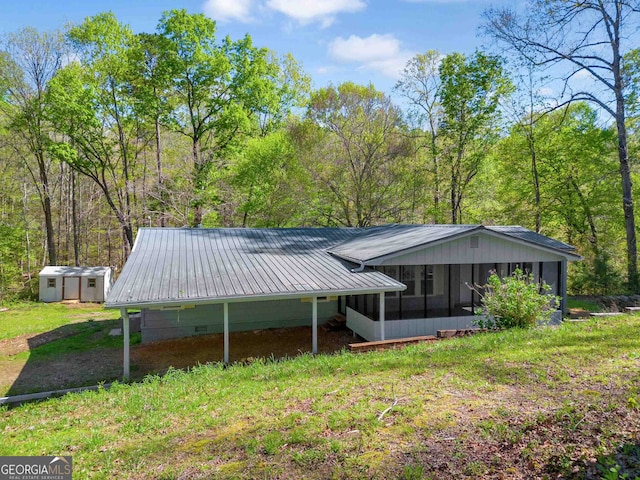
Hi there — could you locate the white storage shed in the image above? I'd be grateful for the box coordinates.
[39,266,113,303]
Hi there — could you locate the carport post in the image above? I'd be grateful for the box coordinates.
[223,302,229,364]
[121,309,130,380]
[379,293,385,341]
[312,297,318,354]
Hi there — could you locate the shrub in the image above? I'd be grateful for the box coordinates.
[569,251,624,295]
[473,268,560,329]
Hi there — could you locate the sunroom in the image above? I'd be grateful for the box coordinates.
[328,225,581,341]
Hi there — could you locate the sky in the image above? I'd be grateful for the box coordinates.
[0,0,511,98]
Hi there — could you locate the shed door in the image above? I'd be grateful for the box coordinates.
[63,277,80,299]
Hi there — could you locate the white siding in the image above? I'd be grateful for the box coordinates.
[80,276,104,302]
[347,307,477,341]
[347,308,563,342]
[39,267,111,303]
[39,276,62,303]
[375,232,566,266]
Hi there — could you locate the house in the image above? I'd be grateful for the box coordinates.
[106,225,581,379]
[39,266,113,303]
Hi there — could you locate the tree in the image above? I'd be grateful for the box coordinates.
[298,82,413,227]
[227,130,310,227]
[484,0,640,289]
[438,51,512,223]
[127,32,174,227]
[493,103,619,249]
[47,13,139,254]
[394,50,446,223]
[0,28,65,265]
[157,9,284,226]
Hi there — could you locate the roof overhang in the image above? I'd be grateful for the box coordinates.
[105,284,406,310]
[335,226,582,266]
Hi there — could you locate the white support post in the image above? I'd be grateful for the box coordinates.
[379,293,385,341]
[561,260,568,314]
[312,297,318,354]
[223,302,229,364]
[121,309,130,380]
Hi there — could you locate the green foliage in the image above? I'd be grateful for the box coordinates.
[569,250,624,295]
[0,223,25,302]
[227,130,310,227]
[299,82,415,227]
[474,268,560,329]
[438,50,513,223]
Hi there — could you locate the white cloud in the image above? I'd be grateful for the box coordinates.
[573,68,593,80]
[537,87,554,97]
[202,0,254,23]
[266,0,365,27]
[328,34,413,79]
[402,0,486,2]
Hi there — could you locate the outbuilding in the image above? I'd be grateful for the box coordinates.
[107,225,581,379]
[39,266,113,303]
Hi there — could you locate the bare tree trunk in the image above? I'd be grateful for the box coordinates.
[71,170,79,266]
[616,99,637,289]
[22,183,32,281]
[156,117,165,227]
[37,154,57,265]
[192,139,204,227]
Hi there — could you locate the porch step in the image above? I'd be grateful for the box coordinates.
[349,335,436,353]
[323,314,347,332]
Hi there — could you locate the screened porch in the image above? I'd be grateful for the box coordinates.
[344,262,563,341]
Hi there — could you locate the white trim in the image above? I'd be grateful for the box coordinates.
[223,303,229,363]
[379,294,385,341]
[312,297,318,354]
[106,285,406,310]
[121,309,130,380]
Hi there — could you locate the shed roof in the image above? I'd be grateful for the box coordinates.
[327,224,580,263]
[40,266,111,277]
[106,228,406,309]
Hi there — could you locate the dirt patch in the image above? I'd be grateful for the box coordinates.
[0,328,84,356]
[1,326,356,396]
[132,326,355,373]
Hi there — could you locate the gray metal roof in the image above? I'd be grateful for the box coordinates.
[40,266,111,277]
[107,224,580,309]
[106,228,406,308]
[487,226,577,252]
[328,224,579,263]
[328,224,481,263]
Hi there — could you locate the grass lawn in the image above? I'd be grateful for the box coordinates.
[0,302,120,341]
[1,314,639,479]
[0,303,123,396]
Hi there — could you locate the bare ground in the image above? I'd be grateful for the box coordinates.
[0,326,356,396]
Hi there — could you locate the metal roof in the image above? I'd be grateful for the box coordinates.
[487,226,578,252]
[106,228,406,308]
[328,224,580,263]
[107,224,580,309]
[40,266,111,277]
[328,224,480,263]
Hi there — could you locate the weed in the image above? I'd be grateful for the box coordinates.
[262,431,285,455]
[403,464,425,480]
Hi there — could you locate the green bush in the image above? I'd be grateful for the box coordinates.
[474,268,560,329]
[569,251,624,295]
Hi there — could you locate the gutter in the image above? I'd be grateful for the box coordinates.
[350,261,366,273]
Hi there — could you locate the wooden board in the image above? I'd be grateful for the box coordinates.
[349,335,437,353]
